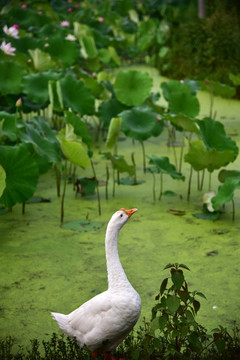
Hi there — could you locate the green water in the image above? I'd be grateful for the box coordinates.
[1,67,240,349]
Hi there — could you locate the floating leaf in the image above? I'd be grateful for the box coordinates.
[60,74,95,115]
[193,211,220,220]
[114,70,152,106]
[0,165,6,198]
[0,144,39,208]
[62,219,102,232]
[106,117,122,149]
[167,209,186,216]
[0,61,26,94]
[121,106,158,141]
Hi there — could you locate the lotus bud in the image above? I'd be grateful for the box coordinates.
[16,97,22,107]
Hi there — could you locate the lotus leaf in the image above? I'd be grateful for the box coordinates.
[76,177,97,196]
[0,112,20,141]
[102,152,135,176]
[184,140,236,172]
[22,71,61,105]
[28,49,56,72]
[46,36,79,67]
[212,177,240,210]
[74,22,93,39]
[106,117,122,149]
[48,80,63,112]
[8,7,51,28]
[80,36,98,59]
[161,80,200,117]
[57,124,91,168]
[19,116,61,164]
[120,106,158,141]
[200,80,235,99]
[98,48,111,64]
[229,73,240,87]
[165,114,199,134]
[65,111,92,148]
[98,98,127,127]
[108,46,121,66]
[114,70,152,106]
[0,165,6,198]
[60,75,95,115]
[0,61,26,95]
[12,37,44,54]
[218,169,240,183]
[0,144,39,208]
[197,117,239,158]
[148,155,185,180]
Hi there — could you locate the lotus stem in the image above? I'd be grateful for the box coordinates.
[200,169,205,191]
[152,171,156,202]
[22,202,25,215]
[187,166,193,202]
[105,165,109,200]
[167,127,178,170]
[55,164,61,197]
[112,169,115,197]
[140,141,146,173]
[131,152,137,185]
[91,160,101,216]
[232,198,235,221]
[178,133,185,173]
[60,161,67,225]
[208,172,212,190]
[159,173,163,201]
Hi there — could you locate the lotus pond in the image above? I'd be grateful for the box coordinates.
[1,66,240,351]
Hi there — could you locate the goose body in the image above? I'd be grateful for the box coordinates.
[51,208,141,352]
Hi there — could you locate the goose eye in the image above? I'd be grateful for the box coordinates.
[120,214,123,217]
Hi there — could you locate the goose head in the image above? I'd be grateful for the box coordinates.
[109,208,138,231]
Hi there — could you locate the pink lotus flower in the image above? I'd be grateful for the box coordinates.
[0,41,16,56]
[12,24,19,29]
[75,4,79,8]
[3,25,19,39]
[98,17,104,22]
[60,20,70,27]
[67,7,73,12]
[21,4,27,8]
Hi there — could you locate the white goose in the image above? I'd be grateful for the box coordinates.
[51,208,141,353]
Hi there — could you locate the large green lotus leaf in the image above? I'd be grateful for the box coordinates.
[106,117,122,149]
[0,165,6,198]
[229,73,240,87]
[98,48,111,64]
[46,36,79,67]
[218,169,240,183]
[200,80,235,99]
[19,116,61,164]
[8,7,51,28]
[74,22,93,39]
[22,71,61,104]
[168,90,200,117]
[0,144,39,208]
[161,80,195,101]
[60,75,95,115]
[11,37,44,54]
[184,140,236,172]
[29,49,56,72]
[98,98,127,127]
[148,155,184,180]
[64,111,92,148]
[0,112,19,141]
[212,177,240,210]
[80,36,98,59]
[114,70,152,106]
[165,114,200,134]
[197,117,239,157]
[0,61,26,95]
[120,106,157,141]
[57,125,91,168]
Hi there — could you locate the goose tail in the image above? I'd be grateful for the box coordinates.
[51,312,70,332]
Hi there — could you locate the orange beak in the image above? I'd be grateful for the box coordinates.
[120,208,138,218]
